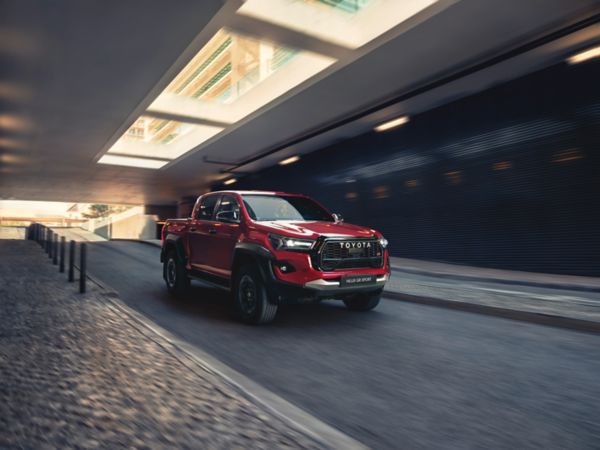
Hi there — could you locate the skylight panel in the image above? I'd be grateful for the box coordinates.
[98,154,169,169]
[237,0,439,49]
[105,116,224,161]
[146,29,336,124]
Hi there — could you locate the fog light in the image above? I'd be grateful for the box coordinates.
[274,261,295,273]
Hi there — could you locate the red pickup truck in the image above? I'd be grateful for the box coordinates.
[161,191,390,324]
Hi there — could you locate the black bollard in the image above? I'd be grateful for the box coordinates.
[59,237,66,273]
[68,240,75,282]
[47,230,53,257]
[79,243,87,294]
[53,234,58,265]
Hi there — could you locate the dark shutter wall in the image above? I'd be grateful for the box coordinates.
[231,61,600,276]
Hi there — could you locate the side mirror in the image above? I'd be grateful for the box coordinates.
[216,210,239,223]
[332,213,344,223]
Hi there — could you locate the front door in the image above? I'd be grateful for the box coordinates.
[209,194,242,278]
[188,193,220,272]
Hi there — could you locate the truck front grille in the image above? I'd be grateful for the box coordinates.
[316,239,384,271]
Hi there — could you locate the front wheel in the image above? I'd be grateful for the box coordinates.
[343,290,381,311]
[164,250,190,296]
[233,265,278,324]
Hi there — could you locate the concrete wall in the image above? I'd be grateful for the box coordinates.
[85,207,159,240]
[231,62,600,276]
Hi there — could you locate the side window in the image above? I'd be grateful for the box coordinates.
[215,195,241,223]
[196,195,219,221]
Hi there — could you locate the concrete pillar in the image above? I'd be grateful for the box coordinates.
[144,204,177,220]
[177,196,197,218]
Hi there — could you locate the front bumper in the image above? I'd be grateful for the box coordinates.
[304,274,388,292]
[265,265,388,304]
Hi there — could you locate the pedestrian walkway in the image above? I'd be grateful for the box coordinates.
[388,257,600,331]
[0,239,324,449]
[390,257,600,292]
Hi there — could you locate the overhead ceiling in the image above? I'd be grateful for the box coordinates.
[0,0,598,205]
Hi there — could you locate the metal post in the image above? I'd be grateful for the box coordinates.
[79,243,87,294]
[59,237,66,273]
[68,240,75,282]
[53,234,58,265]
[47,230,53,256]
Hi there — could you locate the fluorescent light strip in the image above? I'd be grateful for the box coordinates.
[279,155,300,165]
[98,154,169,169]
[567,45,600,64]
[223,178,237,185]
[374,115,410,132]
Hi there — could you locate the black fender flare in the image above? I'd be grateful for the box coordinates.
[231,243,275,285]
[161,234,187,265]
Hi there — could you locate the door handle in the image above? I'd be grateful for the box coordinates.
[208,228,217,234]
[189,227,197,232]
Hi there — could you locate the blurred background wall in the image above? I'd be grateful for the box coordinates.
[232,61,600,276]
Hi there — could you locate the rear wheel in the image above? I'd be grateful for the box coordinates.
[164,249,190,296]
[233,265,278,324]
[343,290,381,311]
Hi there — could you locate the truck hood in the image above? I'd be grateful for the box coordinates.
[256,220,378,239]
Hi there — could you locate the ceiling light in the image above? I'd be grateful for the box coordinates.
[98,154,169,169]
[279,155,300,166]
[374,115,410,132]
[0,154,25,164]
[0,82,33,101]
[567,45,600,64]
[0,114,32,132]
[223,178,237,185]
[0,138,27,150]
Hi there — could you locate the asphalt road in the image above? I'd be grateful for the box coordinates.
[85,241,600,449]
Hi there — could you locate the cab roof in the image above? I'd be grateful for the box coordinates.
[206,190,307,197]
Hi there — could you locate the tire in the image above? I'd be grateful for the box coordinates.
[343,290,381,311]
[233,265,278,324]
[164,249,190,296]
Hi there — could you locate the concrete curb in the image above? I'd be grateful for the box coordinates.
[390,266,600,294]
[110,238,162,248]
[383,290,600,334]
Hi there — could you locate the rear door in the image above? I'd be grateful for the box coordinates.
[209,194,242,278]
[188,193,220,271]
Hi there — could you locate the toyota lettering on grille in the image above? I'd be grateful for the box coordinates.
[339,242,371,249]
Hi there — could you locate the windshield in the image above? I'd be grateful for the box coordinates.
[242,195,334,222]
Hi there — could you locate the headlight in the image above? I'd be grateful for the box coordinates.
[269,233,315,252]
[379,237,389,249]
